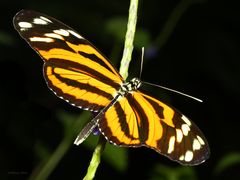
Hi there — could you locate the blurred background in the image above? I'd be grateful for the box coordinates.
[1,0,240,179]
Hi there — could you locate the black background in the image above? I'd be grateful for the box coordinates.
[1,0,240,179]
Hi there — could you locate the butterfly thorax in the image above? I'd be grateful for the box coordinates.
[118,78,141,96]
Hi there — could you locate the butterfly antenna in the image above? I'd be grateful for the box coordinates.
[141,81,203,103]
[139,47,145,80]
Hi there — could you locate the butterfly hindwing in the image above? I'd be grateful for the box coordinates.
[98,91,209,165]
[13,10,123,111]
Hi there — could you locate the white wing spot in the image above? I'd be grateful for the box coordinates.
[29,37,54,42]
[54,29,70,36]
[45,33,64,40]
[179,155,184,161]
[196,135,205,145]
[181,124,190,136]
[167,136,175,154]
[184,150,193,162]
[33,18,49,25]
[193,138,201,150]
[68,30,83,39]
[181,115,191,126]
[40,16,52,23]
[18,22,32,28]
[176,129,183,143]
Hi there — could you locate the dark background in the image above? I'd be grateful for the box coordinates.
[1,0,240,179]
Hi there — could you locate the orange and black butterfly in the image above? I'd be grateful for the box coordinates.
[13,10,210,165]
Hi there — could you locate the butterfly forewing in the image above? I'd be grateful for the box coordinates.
[14,10,209,165]
[13,10,123,111]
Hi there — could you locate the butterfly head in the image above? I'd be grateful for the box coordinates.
[118,78,141,96]
[129,77,141,90]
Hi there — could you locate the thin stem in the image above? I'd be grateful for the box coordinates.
[155,0,203,50]
[83,135,106,180]
[83,0,139,179]
[29,135,72,180]
[29,112,90,180]
[119,0,139,80]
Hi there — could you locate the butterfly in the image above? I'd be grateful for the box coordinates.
[13,10,210,165]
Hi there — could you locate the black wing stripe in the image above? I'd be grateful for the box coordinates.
[46,58,121,89]
[127,94,149,142]
[52,70,113,99]
[140,94,165,121]
[78,50,118,76]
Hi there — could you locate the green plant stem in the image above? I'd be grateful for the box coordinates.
[29,112,90,180]
[83,0,139,179]
[83,135,106,180]
[155,0,203,50]
[119,0,139,80]
[29,135,73,180]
